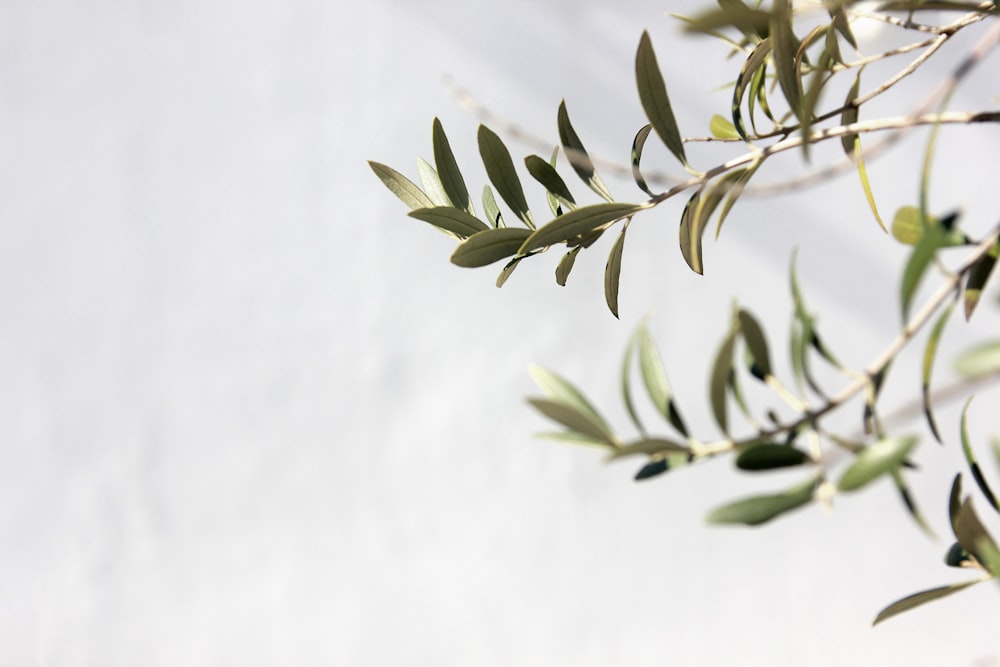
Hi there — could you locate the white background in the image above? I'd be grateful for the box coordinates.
[1,1,999,665]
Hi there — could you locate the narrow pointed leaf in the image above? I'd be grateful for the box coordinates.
[921,298,956,442]
[706,476,818,526]
[732,39,772,141]
[482,185,504,228]
[954,498,1000,573]
[872,580,984,626]
[710,326,738,435]
[771,2,803,125]
[715,164,759,239]
[557,100,613,202]
[891,469,936,539]
[960,397,1000,513]
[829,5,858,49]
[605,226,627,318]
[679,189,708,275]
[527,397,616,447]
[840,73,861,156]
[529,364,611,432]
[496,256,521,287]
[964,239,999,320]
[408,206,489,240]
[417,157,452,207]
[736,444,810,471]
[609,437,689,459]
[637,324,688,436]
[478,125,533,228]
[634,458,670,480]
[368,160,435,210]
[432,117,473,215]
[954,340,1000,378]
[621,331,646,436]
[631,124,655,197]
[519,202,644,254]
[636,31,687,166]
[738,308,772,379]
[535,431,611,450]
[451,227,532,268]
[683,4,771,36]
[837,435,918,492]
[901,223,949,322]
[525,154,576,208]
[555,247,580,286]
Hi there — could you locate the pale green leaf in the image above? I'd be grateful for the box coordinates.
[528,364,611,432]
[528,397,616,447]
[955,340,1000,378]
[710,114,740,140]
[838,435,918,492]
[921,298,956,443]
[637,324,688,437]
[872,580,984,626]
[732,39,772,141]
[482,185,504,228]
[679,189,707,275]
[710,325,738,435]
[417,157,452,207]
[964,239,999,320]
[368,160,435,210]
[608,437,689,460]
[555,247,580,286]
[706,475,818,526]
[631,124,655,197]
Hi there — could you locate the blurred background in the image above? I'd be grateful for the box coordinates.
[1,1,998,664]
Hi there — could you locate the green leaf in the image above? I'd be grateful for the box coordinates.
[964,239,999,320]
[417,157,452,207]
[714,164,759,239]
[891,469,936,539]
[900,214,960,321]
[954,498,1000,573]
[959,397,1000,513]
[891,206,966,246]
[679,189,708,275]
[736,443,810,471]
[837,435,919,492]
[529,364,611,433]
[634,458,670,481]
[770,2,803,125]
[450,227,532,268]
[710,114,740,140]
[368,160,435,210]
[519,202,645,254]
[432,117,473,215]
[621,330,646,436]
[555,247,581,286]
[630,124,655,197]
[635,31,687,166]
[496,256,521,287]
[605,226,627,318]
[732,39,773,141]
[535,430,611,450]
[408,206,489,240]
[557,100,613,202]
[527,397,616,447]
[684,4,771,36]
[478,124,534,228]
[710,324,739,435]
[738,308,772,379]
[840,72,861,156]
[921,298,956,443]
[482,185,504,228]
[525,154,576,208]
[872,580,984,626]
[829,4,858,49]
[609,437,689,459]
[955,340,1000,378]
[637,324,688,437]
[706,475,818,526]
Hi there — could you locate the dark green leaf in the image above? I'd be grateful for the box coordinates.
[964,239,999,320]
[770,2,803,125]
[840,72,861,156]
[706,475,818,526]
[368,160,435,210]
[738,308,772,379]
[732,39,772,141]
[954,498,1000,574]
[921,298,956,443]
[891,469,936,539]
[950,474,964,534]
[960,397,1000,513]
[679,189,708,275]
[954,340,1000,378]
[630,124,655,197]
[555,247,581,286]
[432,117,473,215]
[872,580,984,626]
[945,541,972,568]
[557,100,613,202]
[684,4,771,36]
[525,154,576,208]
[519,202,645,254]
[478,124,534,228]
[605,226,627,318]
[838,435,919,492]
[408,206,489,240]
[635,31,687,166]
[635,458,670,480]
[736,443,810,471]
[527,397,616,447]
[451,227,532,268]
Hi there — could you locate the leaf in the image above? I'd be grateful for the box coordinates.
[478,124,534,228]
[609,437,690,459]
[630,124,655,197]
[408,206,490,240]
[529,364,611,433]
[732,39,773,141]
[837,435,919,492]
[921,298,956,443]
[684,4,771,36]
[482,185,504,228]
[368,160,435,210]
[710,324,739,435]
[620,331,646,436]
[605,226,627,318]
[706,475,819,526]
[900,215,956,321]
[736,443,810,471]
[525,154,576,208]
[829,4,858,50]
[679,189,708,275]
[954,340,1000,378]
[738,308,772,379]
[959,397,1000,513]
[841,74,887,233]
[634,458,670,481]
[954,498,1000,573]
[557,100,613,202]
[432,117,473,215]
[964,239,999,320]
[710,114,740,140]
[637,324,688,437]
[451,227,532,268]
[770,2,803,126]
[496,256,521,287]
[872,580,984,626]
[535,431,612,450]
[417,157,452,207]
[714,164,759,239]
[635,31,687,167]
[891,469,936,539]
[555,247,581,286]
[527,397,616,447]
[519,202,645,254]
[891,206,965,246]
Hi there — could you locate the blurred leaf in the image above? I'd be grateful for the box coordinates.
[368,160,435,210]
[872,580,984,627]
[706,475,818,526]
[738,308,772,379]
[621,330,646,436]
[408,206,489,240]
[634,458,670,481]
[891,206,966,246]
[637,324,688,437]
[496,256,521,287]
[862,363,891,436]
[545,147,562,216]
[535,431,611,450]
[631,124,655,197]
[609,437,689,459]
[529,364,611,432]
[478,125,534,228]
[841,74,887,233]
[558,100,613,202]
[950,473,963,529]
[451,227,532,268]
[838,435,918,492]
[635,31,687,167]
[684,3,771,36]
[519,202,644,254]
[555,247,581,286]
[482,185,505,228]
[954,498,1000,573]
[900,214,959,321]
[732,38,772,141]
[828,4,858,49]
[710,114,740,139]
[605,226,627,318]
[891,468,936,539]
[679,189,708,275]
[960,397,1000,513]
[964,239,999,320]
[417,157,452,207]
[736,443,810,471]
[954,340,1000,378]
[715,164,759,239]
[770,2,803,126]
[921,298,956,443]
[528,397,616,447]
[432,118,473,215]
[525,154,576,208]
[710,324,739,435]
[945,541,972,568]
